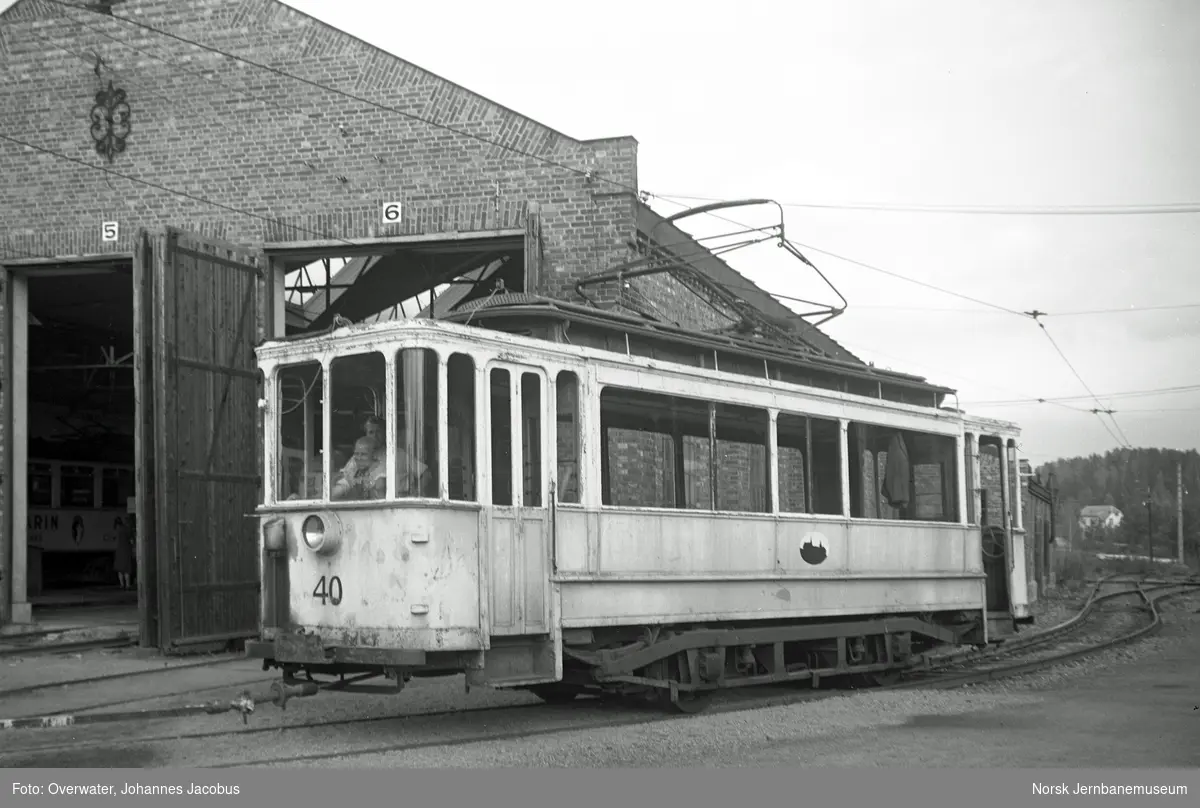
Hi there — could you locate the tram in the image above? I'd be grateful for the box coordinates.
[26,459,135,588]
[246,295,1029,712]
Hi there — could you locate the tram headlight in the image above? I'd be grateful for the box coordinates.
[300,513,343,556]
[302,515,325,549]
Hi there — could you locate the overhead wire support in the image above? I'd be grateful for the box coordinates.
[640,199,1157,451]
[575,198,850,338]
[1023,310,1133,449]
[974,383,1200,406]
[656,192,1200,217]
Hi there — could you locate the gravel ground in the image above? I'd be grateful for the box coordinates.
[0,645,243,694]
[0,659,275,719]
[4,589,1196,769]
[0,672,541,764]
[289,688,1044,769]
[276,589,1200,769]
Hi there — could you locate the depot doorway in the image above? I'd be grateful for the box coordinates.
[4,258,138,630]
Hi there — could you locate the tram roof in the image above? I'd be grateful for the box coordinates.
[265,295,958,402]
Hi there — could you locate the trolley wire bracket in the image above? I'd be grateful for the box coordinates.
[573,198,849,348]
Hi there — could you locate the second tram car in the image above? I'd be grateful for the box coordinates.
[26,459,135,591]
[247,298,1030,712]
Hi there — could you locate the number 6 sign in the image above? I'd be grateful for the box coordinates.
[382,202,402,224]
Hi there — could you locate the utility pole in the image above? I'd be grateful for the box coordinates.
[1048,471,1058,585]
[1145,489,1154,564]
[1178,460,1185,565]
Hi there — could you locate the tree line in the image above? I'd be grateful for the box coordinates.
[1036,448,1199,560]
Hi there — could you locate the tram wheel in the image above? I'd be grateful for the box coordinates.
[527,683,583,704]
[661,687,714,714]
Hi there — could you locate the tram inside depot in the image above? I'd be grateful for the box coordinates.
[24,263,136,602]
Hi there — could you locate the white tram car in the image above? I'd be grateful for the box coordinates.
[247,298,1030,712]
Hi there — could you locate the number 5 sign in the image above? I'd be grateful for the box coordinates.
[382,202,402,224]
[101,221,119,242]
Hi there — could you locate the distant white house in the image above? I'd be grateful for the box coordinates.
[1079,505,1123,530]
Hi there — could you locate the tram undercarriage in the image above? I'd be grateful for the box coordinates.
[248,609,983,713]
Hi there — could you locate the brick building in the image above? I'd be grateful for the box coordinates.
[0,0,860,641]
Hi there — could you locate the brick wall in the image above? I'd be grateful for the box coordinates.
[0,0,642,293]
[606,429,673,507]
[777,446,806,513]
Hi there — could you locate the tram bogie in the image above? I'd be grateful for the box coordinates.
[248,306,1028,714]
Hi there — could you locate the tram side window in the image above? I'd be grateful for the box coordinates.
[600,387,689,508]
[29,463,53,508]
[101,468,135,509]
[490,368,513,506]
[328,351,388,502]
[777,414,842,515]
[395,348,439,499]
[447,353,476,502]
[848,423,958,523]
[60,465,95,508]
[713,403,770,513]
[555,371,581,504]
[522,373,543,507]
[276,362,324,501]
[599,386,769,512]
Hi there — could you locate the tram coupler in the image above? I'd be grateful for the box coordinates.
[270,679,319,710]
[201,690,257,725]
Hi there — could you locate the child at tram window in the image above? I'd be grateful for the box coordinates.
[331,436,386,501]
[335,415,386,484]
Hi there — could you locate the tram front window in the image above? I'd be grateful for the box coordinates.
[330,352,388,501]
[395,348,439,499]
[276,361,324,502]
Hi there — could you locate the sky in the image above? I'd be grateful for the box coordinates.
[4,0,1198,465]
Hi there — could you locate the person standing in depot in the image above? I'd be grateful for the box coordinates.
[114,516,134,591]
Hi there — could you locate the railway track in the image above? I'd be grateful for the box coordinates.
[3,577,1197,768]
[883,574,1200,691]
[0,636,136,658]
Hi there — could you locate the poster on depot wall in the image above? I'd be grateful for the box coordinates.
[27,509,125,553]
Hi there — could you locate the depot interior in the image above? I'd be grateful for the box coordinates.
[25,263,135,608]
[16,235,526,625]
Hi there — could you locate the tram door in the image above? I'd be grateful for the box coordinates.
[486,364,551,637]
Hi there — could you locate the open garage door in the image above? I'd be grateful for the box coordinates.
[134,227,264,650]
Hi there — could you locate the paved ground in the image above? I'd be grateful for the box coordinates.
[1,591,1196,768]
